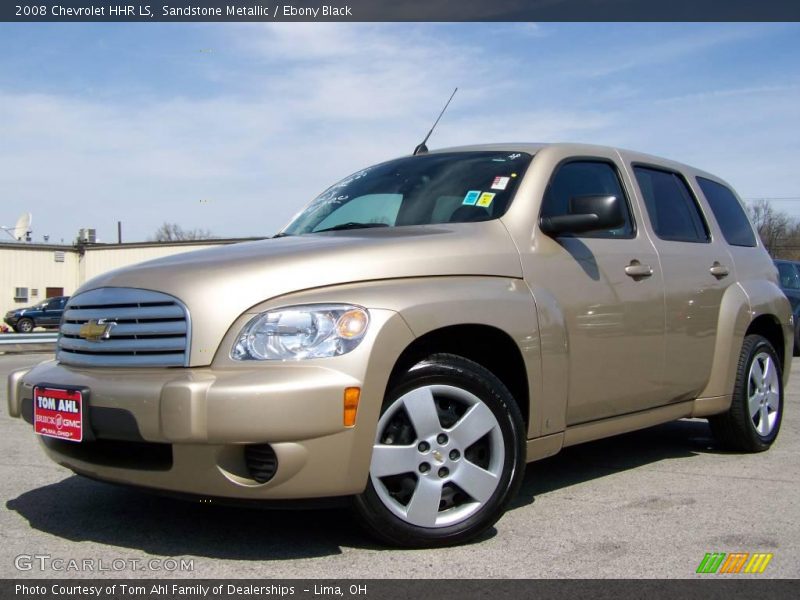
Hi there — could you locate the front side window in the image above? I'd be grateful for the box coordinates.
[696,177,757,247]
[540,160,635,238]
[634,166,710,243]
[281,151,532,235]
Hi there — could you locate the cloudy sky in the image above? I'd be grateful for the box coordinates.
[1,22,799,243]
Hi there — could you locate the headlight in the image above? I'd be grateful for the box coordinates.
[231,304,369,361]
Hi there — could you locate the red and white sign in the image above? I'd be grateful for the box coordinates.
[491,176,510,191]
[33,386,83,442]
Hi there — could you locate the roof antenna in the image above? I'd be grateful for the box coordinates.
[413,87,458,156]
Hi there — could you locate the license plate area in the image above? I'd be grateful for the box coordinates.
[33,385,87,442]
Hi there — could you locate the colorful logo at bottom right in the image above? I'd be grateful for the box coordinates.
[696,552,773,574]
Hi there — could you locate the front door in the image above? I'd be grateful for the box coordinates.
[521,155,666,425]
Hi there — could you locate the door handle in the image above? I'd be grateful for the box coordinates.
[709,262,730,278]
[625,260,653,279]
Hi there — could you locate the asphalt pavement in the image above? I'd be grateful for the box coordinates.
[1,352,798,579]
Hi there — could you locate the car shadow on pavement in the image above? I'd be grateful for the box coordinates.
[6,419,718,559]
[5,476,379,560]
[511,418,721,510]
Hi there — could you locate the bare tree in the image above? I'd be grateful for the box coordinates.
[151,222,214,242]
[747,199,800,259]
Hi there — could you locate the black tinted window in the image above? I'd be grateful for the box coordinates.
[541,161,634,238]
[777,263,800,290]
[634,167,710,243]
[697,177,757,247]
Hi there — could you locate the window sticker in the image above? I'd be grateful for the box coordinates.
[491,176,510,190]
[477,192,496,207]
[462,190,481,205]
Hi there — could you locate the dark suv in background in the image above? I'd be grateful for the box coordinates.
[775,259,800,354]
[3,296,69,333]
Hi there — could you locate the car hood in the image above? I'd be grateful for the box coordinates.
[76,221,522,366]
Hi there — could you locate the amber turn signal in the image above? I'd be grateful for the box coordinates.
[344,387,361,427]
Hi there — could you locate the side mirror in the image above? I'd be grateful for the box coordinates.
[540,195,625,236]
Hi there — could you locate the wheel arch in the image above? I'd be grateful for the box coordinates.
[387,324,530,433]
[746,314,785,372]
[695,280,792,412]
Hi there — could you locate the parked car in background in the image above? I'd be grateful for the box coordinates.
[7,143,792,547]
[774,259,800,354]
[3,296,69,333]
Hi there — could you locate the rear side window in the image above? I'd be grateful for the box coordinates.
[634,167,710,243]
[541,160,634,238]
[696,177,757,247]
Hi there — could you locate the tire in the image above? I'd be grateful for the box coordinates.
[709,334,783,452]
[15,318,34,333]
[793,317,800,357]
[352,354,526,548]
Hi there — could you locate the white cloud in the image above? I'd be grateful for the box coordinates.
[0,22,798,243]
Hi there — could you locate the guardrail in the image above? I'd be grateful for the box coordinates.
[0,333,58,353]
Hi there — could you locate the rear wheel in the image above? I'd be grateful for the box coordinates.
[709,334,783,452]
[352,354,525,548]
[15,318,34,333]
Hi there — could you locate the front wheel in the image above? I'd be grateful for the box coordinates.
[709,334,783,452]
[352,354,525,548]
[15,318,34,333]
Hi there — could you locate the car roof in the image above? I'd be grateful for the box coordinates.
[428,142,725,183]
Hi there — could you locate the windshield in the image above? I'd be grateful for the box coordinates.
[281,151,532,235]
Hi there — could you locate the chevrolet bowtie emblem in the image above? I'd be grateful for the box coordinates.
[78,319,116,342]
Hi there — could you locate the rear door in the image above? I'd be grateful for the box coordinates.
[632,165,734,402]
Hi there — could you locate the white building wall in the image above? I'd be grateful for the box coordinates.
[0,246,80,317]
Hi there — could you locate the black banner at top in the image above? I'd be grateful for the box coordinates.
[2,0,800,22]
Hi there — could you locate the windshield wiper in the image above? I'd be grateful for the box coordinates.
[314,222,390,233]
[272,232,292,238]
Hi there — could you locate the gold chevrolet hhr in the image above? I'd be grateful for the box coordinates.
[7,143,792,547]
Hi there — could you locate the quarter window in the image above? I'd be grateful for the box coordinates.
[696,177,757,247]
[541,160,634,238]
[634,167,710,243]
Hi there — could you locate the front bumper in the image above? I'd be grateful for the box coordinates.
[7,309,414,500]
[4,315,19,328]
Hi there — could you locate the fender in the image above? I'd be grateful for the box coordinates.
[692,280,791,417]
[740,278,793,386]
[232,276,544,439]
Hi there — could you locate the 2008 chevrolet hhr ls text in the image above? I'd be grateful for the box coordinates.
[7,143,791,547]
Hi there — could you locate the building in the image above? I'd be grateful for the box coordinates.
[0,238,260,319]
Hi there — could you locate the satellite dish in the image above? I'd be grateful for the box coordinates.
[13,213,32,241]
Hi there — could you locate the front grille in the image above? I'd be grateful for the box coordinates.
[244,444,279,483]
[57,287,190,368]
